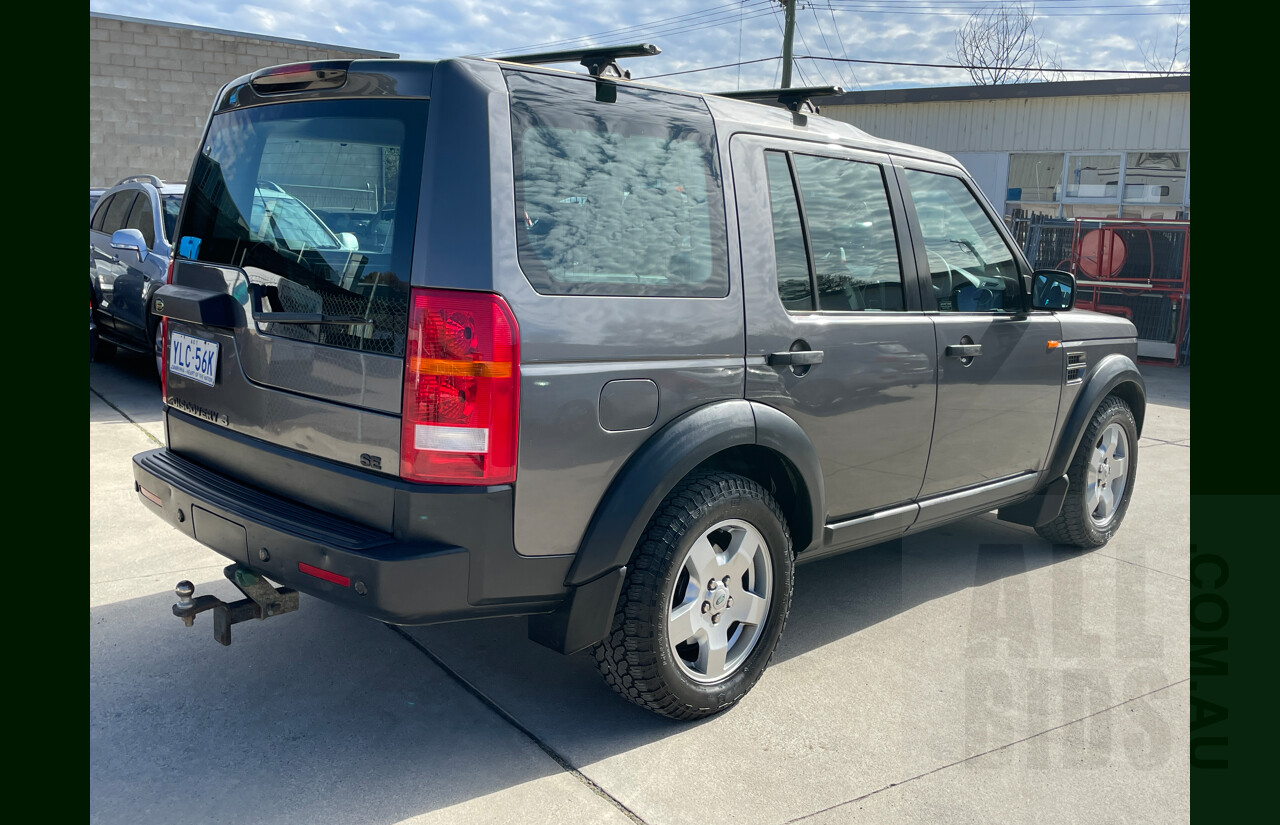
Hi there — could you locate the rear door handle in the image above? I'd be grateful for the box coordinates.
[767,350,824,366]
[945,344,983,358]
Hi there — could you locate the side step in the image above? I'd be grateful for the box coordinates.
[172,565,299,646]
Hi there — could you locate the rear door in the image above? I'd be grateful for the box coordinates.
[90,190,139,334]
[111,189,167,345]
[164,96,429,507]
[734,135,937,539]
[895,160,1063,497]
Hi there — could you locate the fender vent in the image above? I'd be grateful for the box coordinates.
[1066,351,1086,384]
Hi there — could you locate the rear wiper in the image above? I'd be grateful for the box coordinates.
[259,312,370,325]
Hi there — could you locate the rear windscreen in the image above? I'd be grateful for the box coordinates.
[179,99,427,356]
[506,70,728,298]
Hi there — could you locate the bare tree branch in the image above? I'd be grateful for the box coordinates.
[1141,7,1190,76]
[953,3,1060,85]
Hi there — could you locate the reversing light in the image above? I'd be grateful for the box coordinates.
[400,288,520,485]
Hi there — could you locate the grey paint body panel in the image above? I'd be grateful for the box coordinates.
[731,134,938,521]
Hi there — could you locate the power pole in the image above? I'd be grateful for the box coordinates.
[780,0,797,88]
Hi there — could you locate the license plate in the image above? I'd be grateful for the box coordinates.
[168,331,220,387]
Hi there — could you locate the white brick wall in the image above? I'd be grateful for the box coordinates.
[90,14,397,187]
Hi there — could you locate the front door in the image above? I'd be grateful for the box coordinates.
[896,162,1063,497]
[733,136,937,526]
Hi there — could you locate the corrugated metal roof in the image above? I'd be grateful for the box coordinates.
[825,76,1189,107]
[822,87,1189,153]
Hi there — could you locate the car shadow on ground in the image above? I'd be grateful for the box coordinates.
[90,590,578,825]
[90,516,1084,823]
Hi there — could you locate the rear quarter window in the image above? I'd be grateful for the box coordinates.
[506,70,728,298]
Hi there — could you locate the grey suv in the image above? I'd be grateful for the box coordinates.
[90,175,184,375]
[133,49,1144,720]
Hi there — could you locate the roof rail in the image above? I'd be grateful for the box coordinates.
[115,174,165,188]
[716,85,845,115]
[495,43,661,80]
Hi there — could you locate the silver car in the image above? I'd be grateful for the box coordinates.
[89,175,184,376]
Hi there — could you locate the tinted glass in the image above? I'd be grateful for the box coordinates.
[792,155,904,312]
[125,195,155,248]
[162,195,182,242]
[507,70,728,297]
[764,152,814,311]
[92,194,115,231]
[102,192,139,235]
[180,99,427,356]
[904,169,1022,313]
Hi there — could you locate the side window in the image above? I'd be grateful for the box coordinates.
[792,155,905,312]
[764,152,814,311]
[903,169,1022,313]
[507,70,728,298]
[91,194,115,232]
[125,195,156,248]
[101,192,139,235]
[162,196,182,243]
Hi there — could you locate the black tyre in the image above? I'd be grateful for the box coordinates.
[594,471,794,720]
[1036,395,1138,548]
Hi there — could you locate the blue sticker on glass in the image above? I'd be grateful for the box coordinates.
[178,236,202,260]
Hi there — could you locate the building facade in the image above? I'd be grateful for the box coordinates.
[822,77,1190,223]
[90,12,396,187]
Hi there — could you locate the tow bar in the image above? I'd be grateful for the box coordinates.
[172,565,299,645]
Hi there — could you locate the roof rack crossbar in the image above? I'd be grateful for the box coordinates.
[495,43,661,80]
[716,85,844,114]
[115,174,165,188]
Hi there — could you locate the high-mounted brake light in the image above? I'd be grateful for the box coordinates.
[249,61,350,93]
[401,289,520,485]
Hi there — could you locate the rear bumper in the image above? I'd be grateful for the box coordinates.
[132,446,571,625]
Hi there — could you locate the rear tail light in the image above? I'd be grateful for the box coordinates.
[160,259,174,402]
[400,288,520,485]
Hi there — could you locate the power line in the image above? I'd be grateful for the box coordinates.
[826,6,862,90]
[640,55,781,80]
[471,1,775,57]
[808,6,851,88]
[792,17,832,86]
[588,7,780,50]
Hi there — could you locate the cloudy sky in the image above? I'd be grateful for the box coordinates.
[89,1,1189,91]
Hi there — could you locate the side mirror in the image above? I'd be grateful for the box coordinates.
[338,232,360,251]
[110,228,148,263]
[1031,269,1075,311]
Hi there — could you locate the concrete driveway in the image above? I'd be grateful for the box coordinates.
[90,353,1189,824]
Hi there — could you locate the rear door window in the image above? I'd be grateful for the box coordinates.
[507,70,728,297]
[125,195,155,248]
[100,192,139,235]
[180,99,428,356]
[764,151,906,312]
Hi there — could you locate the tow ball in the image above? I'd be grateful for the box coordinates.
[173,565,299,646]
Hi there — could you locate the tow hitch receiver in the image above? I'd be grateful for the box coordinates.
[172,565,299,646]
